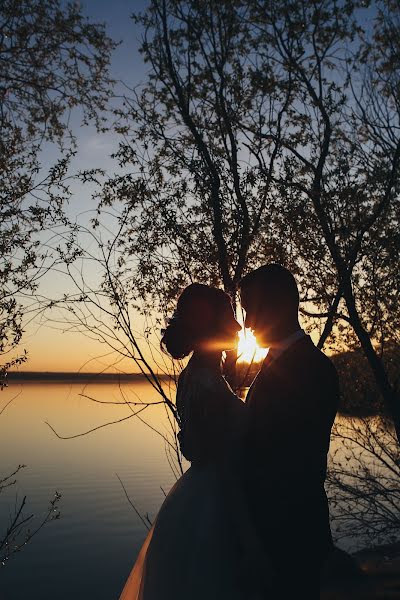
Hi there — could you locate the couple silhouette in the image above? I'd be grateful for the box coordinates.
[119,264,339,600]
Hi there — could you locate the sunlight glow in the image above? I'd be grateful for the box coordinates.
[237,328,268,363]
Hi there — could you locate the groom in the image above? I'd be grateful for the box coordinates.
[239,264,339,599]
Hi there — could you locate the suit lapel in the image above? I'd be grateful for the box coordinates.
[245,352,273,405]
[245,336,311,406]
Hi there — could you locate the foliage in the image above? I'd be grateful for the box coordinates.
[83,0,400,438]
[101,0,290,310]
[0,462,61,567]
[0,386,62,567]
[84,0,400,548]
[0,0,116,572]
[0,352,27,390]
[0,0,116,358]
[259,0,400,352]
[332,345,400,415]
[90,0,399,353]
[328,415,400,549]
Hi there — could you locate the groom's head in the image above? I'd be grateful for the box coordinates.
[239,264,300,346]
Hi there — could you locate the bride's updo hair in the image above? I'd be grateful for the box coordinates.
[161,283,231,359]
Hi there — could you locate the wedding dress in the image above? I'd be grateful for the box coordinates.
[119,354,248,600]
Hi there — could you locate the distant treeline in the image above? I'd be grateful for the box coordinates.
[7,346,399,415]
[6,371,170,383]
[332,345,400,416]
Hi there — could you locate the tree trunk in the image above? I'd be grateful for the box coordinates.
[317,286,343,350]
[343,280,400,444]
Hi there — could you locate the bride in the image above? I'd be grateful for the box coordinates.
[119,283,270,600]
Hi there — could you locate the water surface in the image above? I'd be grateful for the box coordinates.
[0,380,389,599]
[0,381,180,600]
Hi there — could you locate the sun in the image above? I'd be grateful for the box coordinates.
[237,328,268,363]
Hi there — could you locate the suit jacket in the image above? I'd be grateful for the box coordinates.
[244,334,339,558]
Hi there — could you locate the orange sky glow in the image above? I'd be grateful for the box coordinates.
[17,318,323,374]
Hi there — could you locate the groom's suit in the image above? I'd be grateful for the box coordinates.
[245,333,339,598]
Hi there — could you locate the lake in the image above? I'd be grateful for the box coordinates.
[0,380,391,599]
[0,380,183,600]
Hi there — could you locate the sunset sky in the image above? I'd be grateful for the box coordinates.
[18,0,333,373]
[20,0,151,373]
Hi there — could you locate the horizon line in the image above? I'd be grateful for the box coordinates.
[5,370,170,380]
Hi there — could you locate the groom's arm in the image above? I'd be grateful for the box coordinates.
[250,360,339,479]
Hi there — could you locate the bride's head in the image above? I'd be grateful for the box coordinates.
[161,283,240,359]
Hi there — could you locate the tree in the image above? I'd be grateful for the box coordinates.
[88,0,400,439]
[247,0,400,439]
[0,464,61,566]
[0,0,116,568]
[0,0,116,360]
[103,0,289,311]
[327,415,400,549]
[48,0,399,551]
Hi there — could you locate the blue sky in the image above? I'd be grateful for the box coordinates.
[83,0,149,79]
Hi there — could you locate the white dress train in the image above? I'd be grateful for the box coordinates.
[119,356,248,600]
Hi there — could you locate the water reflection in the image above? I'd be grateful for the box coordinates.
[0,381,181,600]
[0,382,395,599]
[327,413,399,551]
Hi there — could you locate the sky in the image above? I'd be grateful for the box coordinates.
[13,0,355,373]
[20,0,153,373]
